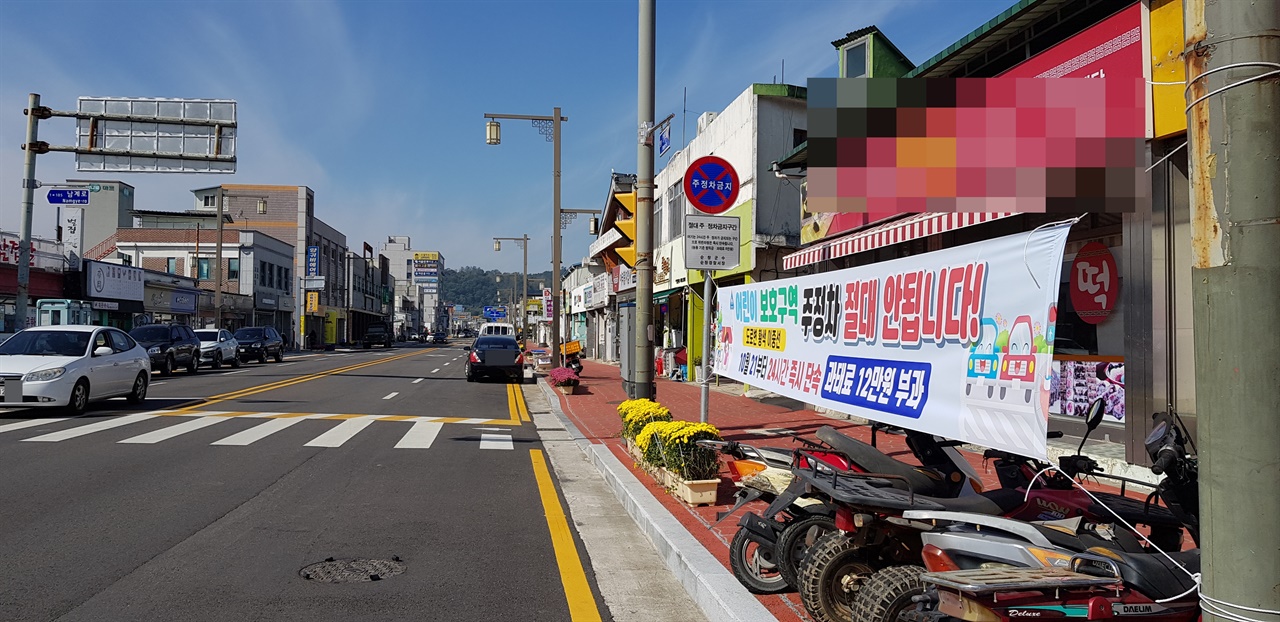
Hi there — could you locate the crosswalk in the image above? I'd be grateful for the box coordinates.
[1,411,516,451]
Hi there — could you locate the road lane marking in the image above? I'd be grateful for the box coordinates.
[432,369,440,373]
[443,362,450,366]
[21,413,161,442]
[222,370,249,375]
[530,449,604,622]
[394,421,443,449]
[304,416,375,447]
[276,362,297,367]
[151,381,167,386]
[479,433,513,450]
[412,378,425,384]
[458,418,493,424]
[118,416,230,444]
[382,392,399,400]
[0,418,69,434]
[211,417,305,445]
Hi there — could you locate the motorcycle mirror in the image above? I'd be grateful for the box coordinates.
[1077,398,1107,454]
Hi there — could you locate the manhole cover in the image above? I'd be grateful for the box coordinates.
[300,557,406,583]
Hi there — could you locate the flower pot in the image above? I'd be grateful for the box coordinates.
[557,384,576,395]
[658,468,720,506]
[624,438,645,463]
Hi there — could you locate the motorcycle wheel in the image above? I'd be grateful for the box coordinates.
[728,528,789,594]
[852,565,925,622]
[799,531,875,622]
[776,514,837,588]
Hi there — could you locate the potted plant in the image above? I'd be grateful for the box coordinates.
[635,420,724,506]
[548,367,581,395]
[618,399,672,457]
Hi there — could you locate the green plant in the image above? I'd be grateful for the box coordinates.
[657,421,722,481]
[635,420,671,466]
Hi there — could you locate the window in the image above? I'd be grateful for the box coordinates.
[260,261,269,286]
[654,197,665,246]
[267,263,275,289]
[284,268,290,293]
[794,128,808,148]
[843,41,867,78]
[228,258,240,280]
[277,265,285,290]
[203,195,216,207]
[108,330,134,353]
[166,257,177,274]
[257,199,267,214]
[196,258,211,280]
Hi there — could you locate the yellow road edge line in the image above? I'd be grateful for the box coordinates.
[506,384,518,422]
[318,414,365,420]
[177,348,435,412]
[529,449,604,622]
[377,415,418,422]
[516,385,531,422]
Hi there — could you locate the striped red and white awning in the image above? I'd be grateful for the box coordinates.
[783,212,1018,271]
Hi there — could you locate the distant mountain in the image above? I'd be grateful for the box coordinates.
[439,266,564,313]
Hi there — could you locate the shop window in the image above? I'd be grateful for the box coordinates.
[228,259,240,280]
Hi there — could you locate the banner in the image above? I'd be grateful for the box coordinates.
[713,224,1071,458]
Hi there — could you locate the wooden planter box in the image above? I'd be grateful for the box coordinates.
[659,468,720,507]
[555,384,577,395]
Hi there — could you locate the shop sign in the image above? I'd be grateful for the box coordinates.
[87,260,144,301]
[1001,3,1142,80]
[306,246,319,276]
[1069,242,1118,325]
[713,224,1071,458]
[561,340,583,355]
[91,301,119,311]
[590,273,611,309]
[615,265,637,292]
[172,291,196,314]
[306,291,319,313]
[543,288,554,319]
[413,251,439,261]
[571,284,589,314]
[256,294,277,309]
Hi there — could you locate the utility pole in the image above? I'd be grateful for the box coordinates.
[633,0,656,399]
[15,94,42,330]
[521,234,528,342]
[214,185,224,329]
[1184,1,1280,620]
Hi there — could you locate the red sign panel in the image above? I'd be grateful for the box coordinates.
[1000,3,1142,79]
[1069,242,1118,324]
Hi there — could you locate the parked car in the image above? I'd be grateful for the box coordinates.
[479,323,515,337]
[0,325,150,415]
[431,332,448,344]
[363,322,392,349]
[130,323,201,376]
[464,336,524,383]
[194,328,240,369]
[234,326,284,363]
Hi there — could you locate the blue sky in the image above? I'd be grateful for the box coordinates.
[1,0,1012,273]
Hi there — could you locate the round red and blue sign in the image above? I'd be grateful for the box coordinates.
[683,155,740,215]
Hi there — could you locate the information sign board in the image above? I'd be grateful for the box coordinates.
[306,246,320,276]
[685,215,741,270]
[47,190,89,204]
[75,97,237,173]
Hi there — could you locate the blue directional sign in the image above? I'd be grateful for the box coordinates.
[483,305,508,319]
[658,123,671,157]
[47,190,89,205]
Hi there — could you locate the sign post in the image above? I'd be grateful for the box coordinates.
[684,155,741,423]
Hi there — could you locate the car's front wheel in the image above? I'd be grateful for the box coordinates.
[212,352,223,369]
[67,379,90,416]
[274,348,284,363]
[230,354,241,368]
[186,354,199,374]
[160,354,174,376]
[126,373,148,404]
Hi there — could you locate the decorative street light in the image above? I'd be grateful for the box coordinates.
[494,235,529,342]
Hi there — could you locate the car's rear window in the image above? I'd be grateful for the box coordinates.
[131,326,169,341]
[475,337,518,349]
[195,330,219,341]
[234,328,264,340]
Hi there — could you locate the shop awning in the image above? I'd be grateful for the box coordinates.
[653,289,679,304]
[782,212,1018,270]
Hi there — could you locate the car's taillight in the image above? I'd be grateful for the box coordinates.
[469,351,481,363]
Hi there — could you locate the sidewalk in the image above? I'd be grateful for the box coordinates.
[548,361,1162,622]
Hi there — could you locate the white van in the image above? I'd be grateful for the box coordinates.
[479,323,516,337]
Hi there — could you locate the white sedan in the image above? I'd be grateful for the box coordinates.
[0,325,151,415]
[194,328,241,369]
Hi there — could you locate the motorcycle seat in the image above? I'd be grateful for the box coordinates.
[816,426,950,496]
[1109,548,1199,602]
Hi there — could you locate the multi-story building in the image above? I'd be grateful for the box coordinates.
[380,236,444,338]
[345,248,392,343]
[113,228,296,332]
[58,179,135,263]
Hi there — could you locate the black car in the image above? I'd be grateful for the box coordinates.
[431,332,448,344]
[363,322,392,349]
[464,336,524,383]
[234,326,284,363]
[130,323,202,376]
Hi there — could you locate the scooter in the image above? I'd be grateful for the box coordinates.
[729,425,989,594]
[790,400,1186,622]
[565,353,584,375]
[900,408,1201,622]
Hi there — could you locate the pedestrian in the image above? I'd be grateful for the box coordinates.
[307,330,317,351]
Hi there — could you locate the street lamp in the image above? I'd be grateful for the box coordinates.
[494,234,529,342]
[483,108,567,365]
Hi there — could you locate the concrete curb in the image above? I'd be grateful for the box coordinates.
[536,381,778,622]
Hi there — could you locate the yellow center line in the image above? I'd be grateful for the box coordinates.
[177,348,436,412]
[529,449,603,622]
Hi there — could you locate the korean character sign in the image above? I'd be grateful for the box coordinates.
[713,224,1072,459]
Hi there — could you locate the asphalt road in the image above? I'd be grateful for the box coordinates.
[0,341,611,622]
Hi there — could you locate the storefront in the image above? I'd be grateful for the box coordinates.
[254,292,293,336]
[80,260,146,328]
[585,271,612,360]
[143,280,200,326]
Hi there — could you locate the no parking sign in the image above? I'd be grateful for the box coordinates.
[683,156,740,215]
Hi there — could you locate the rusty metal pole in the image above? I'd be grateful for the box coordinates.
[1184,0,1280,619]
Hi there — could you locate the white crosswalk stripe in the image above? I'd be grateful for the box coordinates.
[118,416,230,444]
[479,434,513,450]
[21,413,162,442]
[304,417,375,448]
[211,417,304,446]
[0,418,69,434]
[394,421,443,449]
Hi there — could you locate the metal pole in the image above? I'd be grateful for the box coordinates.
[1185,0,1280,619]
[522,234,529,344]
[214,186,224,329]
[633,0,656,399]
[700,270,712,423]
[551,106,563,368]
[15,93,40,330]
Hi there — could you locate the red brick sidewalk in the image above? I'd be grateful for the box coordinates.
[551,363,1160,622]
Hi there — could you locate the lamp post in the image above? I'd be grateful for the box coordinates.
[483,109,567,366]
[494,235,529,341]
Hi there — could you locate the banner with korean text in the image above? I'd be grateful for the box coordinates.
[713,223,1072,458]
